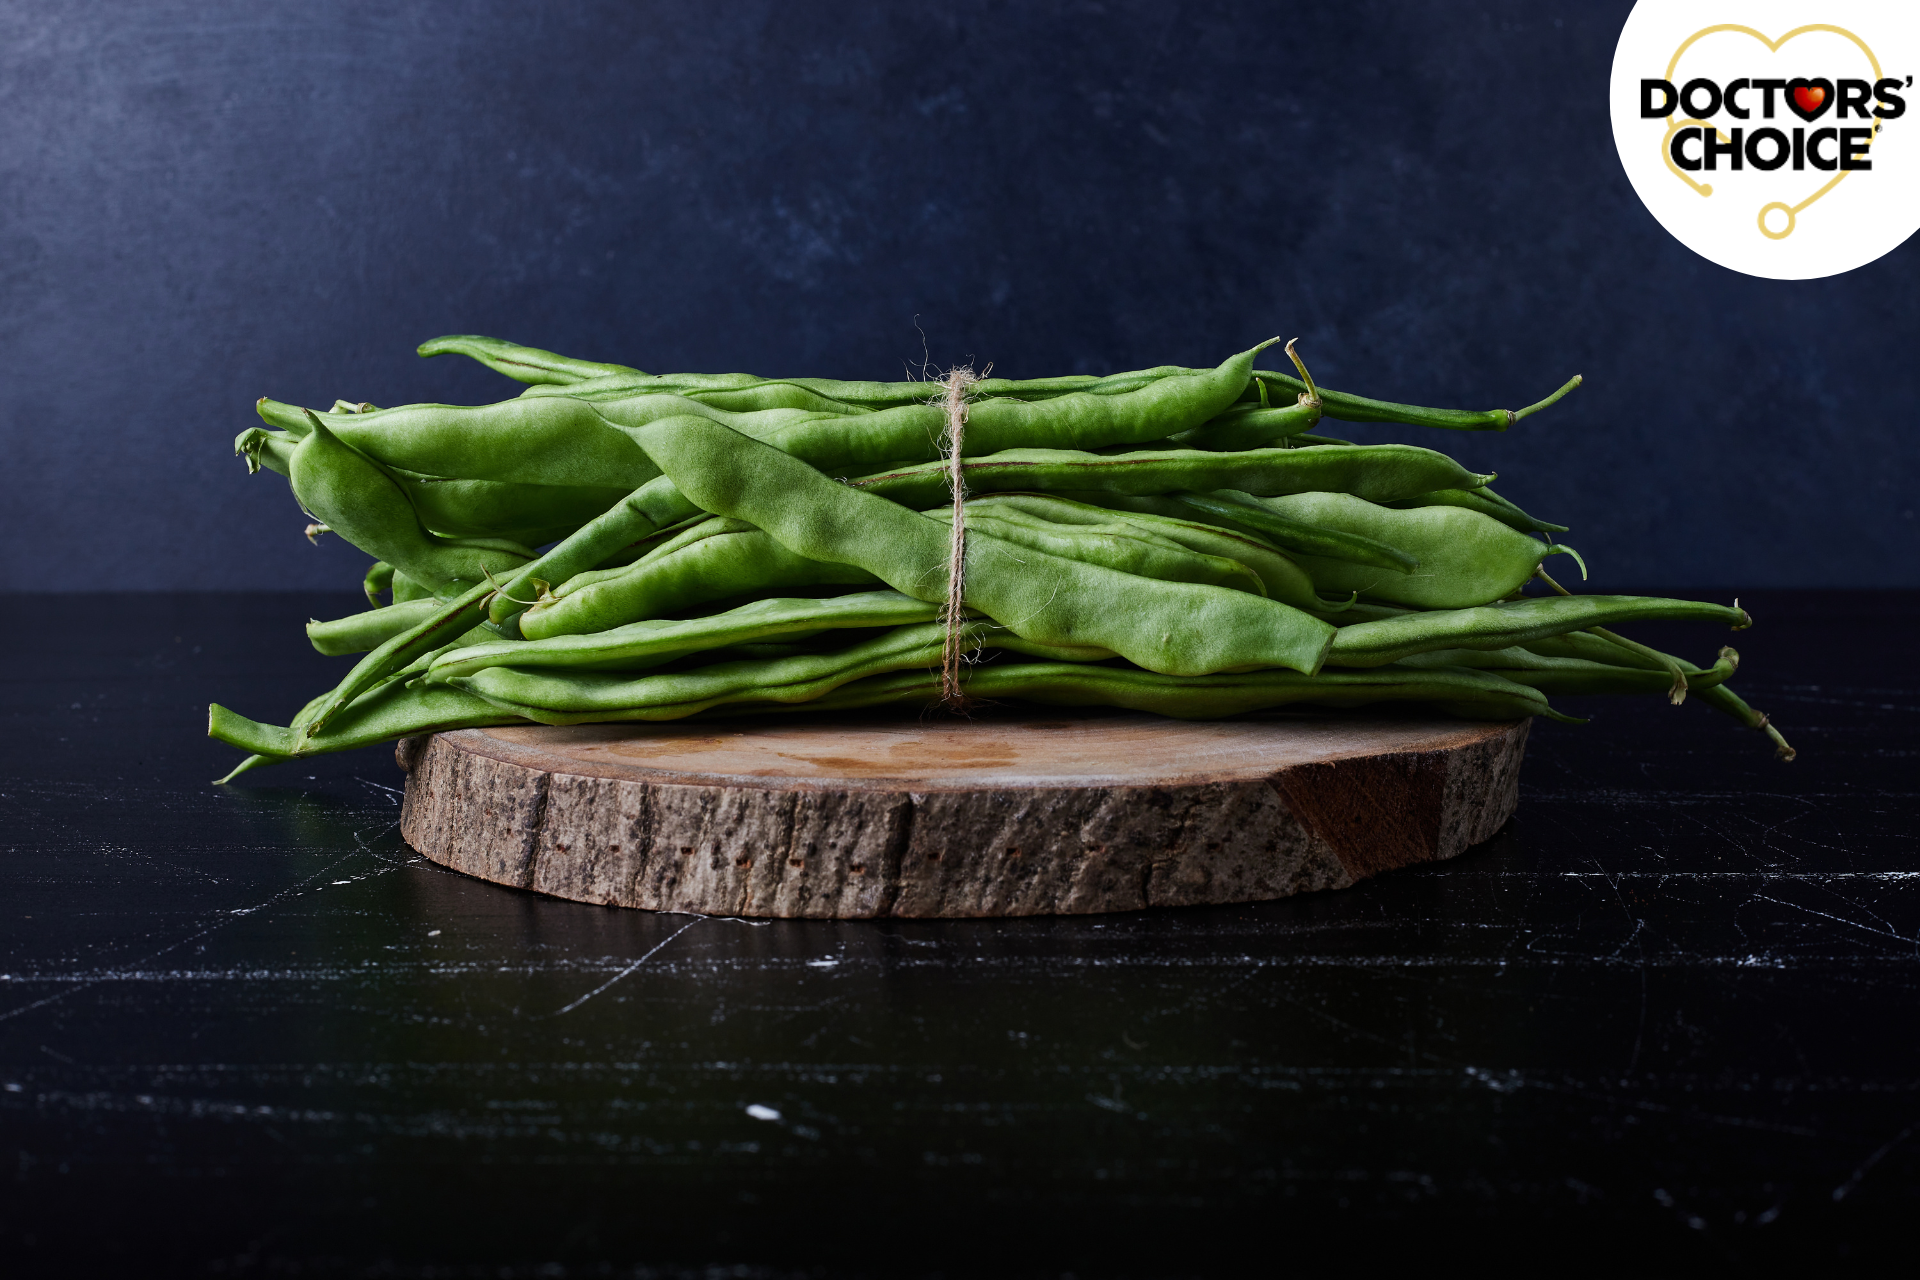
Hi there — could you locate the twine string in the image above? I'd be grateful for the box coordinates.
[938,365,979,708]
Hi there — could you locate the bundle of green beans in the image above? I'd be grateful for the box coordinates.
[208,334,1794,782]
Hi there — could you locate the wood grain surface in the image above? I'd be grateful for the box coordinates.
[396,711,1529,918]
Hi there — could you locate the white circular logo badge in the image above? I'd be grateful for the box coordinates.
[1610,1,1920,279]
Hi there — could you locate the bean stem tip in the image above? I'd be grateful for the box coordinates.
[1509,374,1584,425]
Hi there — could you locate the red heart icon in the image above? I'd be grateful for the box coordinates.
[1794,84,1826,113]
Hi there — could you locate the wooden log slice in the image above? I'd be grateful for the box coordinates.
[396,710,1529,919]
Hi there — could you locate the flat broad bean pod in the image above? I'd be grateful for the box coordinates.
[391,570,437,603]
[847,442,1491,510]
[1253,492,1584,609]
[618,413,1338,677]
[215,653,1569,768]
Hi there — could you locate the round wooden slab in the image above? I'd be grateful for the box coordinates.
[396,710,1529,919]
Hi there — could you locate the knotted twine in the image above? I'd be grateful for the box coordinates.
[937,366,979,709]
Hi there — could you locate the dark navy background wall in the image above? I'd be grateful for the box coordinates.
[3,0,1915,591]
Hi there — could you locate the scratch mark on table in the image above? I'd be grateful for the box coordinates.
[551,919,703,1017]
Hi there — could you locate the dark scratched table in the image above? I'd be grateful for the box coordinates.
[2,592,1915,1277]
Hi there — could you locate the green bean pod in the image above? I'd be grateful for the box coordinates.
[294,579,503,741]
[1167,491,1419,572]
[505,337,1578,431]
[682,339,1280,479]
[308,599,445,656]
[417,334,643,385]
[287,413,534,594]
[848,442,1492,509]
[926,508,1269,598]
[484,475,705,629]
[452,621,1097,724]
[487,342,1287,630]
[520,363,1201,411]
[260,395,660,488]
[621,384,874,416]
[389,472,632,546]
[1253,493,1582,609]
[520,519,883,639]
[363,561,394,606]
[1392,646,1739,694]
[1383,487,1569,534]
[391,570,436,603]
[210,679,517,763]
[1243,369,1583,431]
[236,426,298,477]
[777,660,1559,723]
[1323,595,1750,667]
[1166,400,1322,451]
[432,590,942,680]
[963,494,1329,611]
[617,414,1337,677]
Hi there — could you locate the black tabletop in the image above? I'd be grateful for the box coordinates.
[3,591,1914,1276]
